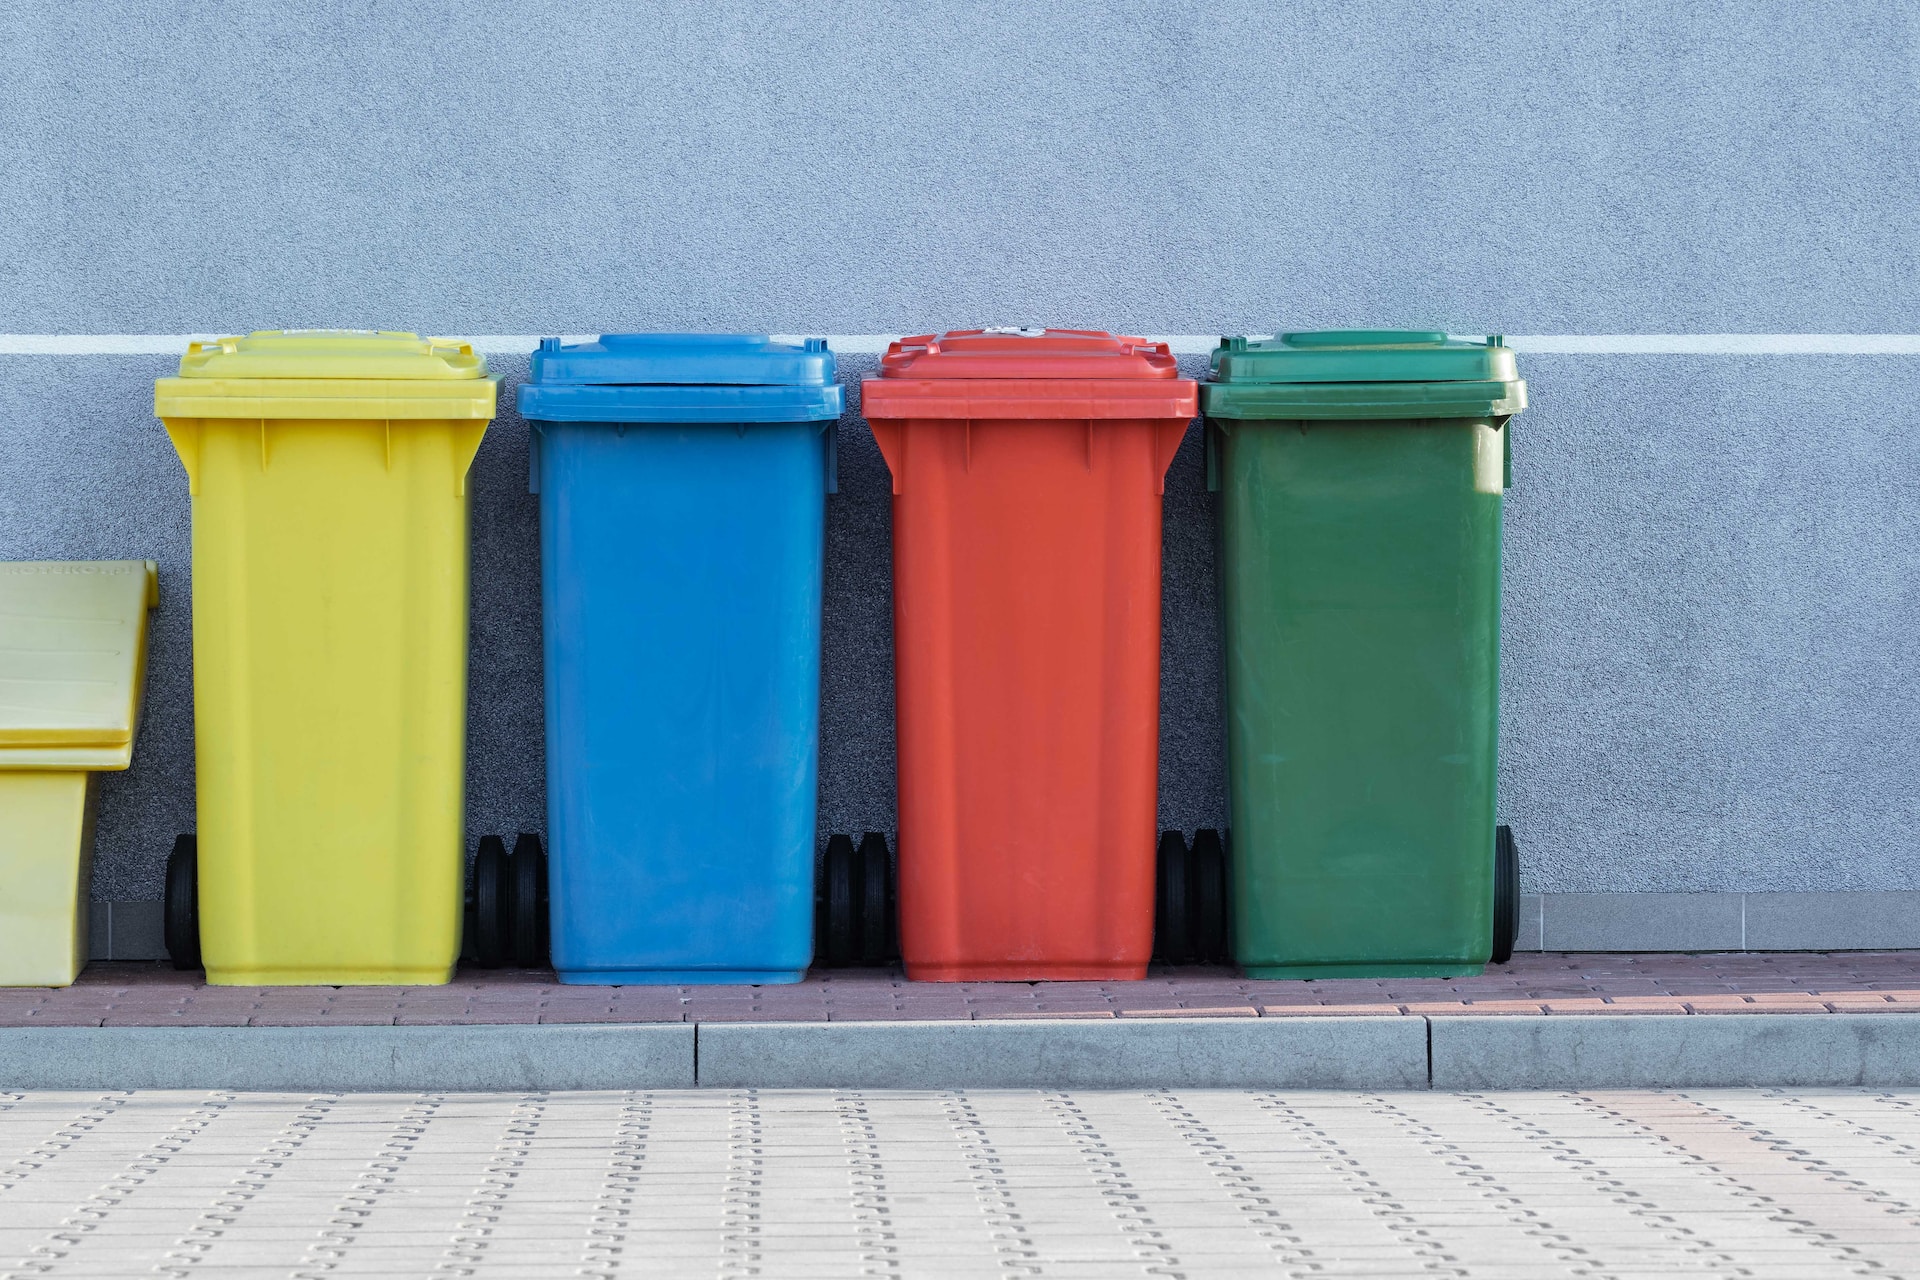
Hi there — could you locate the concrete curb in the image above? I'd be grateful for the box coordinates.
[0,1025,696,1091]
[1431,1014,1920,1089]
[7,1016,1920,1091]
[694,1018,1429,1089]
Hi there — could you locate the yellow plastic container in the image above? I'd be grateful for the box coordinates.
[156,331,496,985]
[0,560,158,986]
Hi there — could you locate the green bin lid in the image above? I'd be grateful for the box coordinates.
[1202,330,1526,420]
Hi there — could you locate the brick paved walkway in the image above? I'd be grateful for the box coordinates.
[5,1087,1920,1277]
[5,952,1920,1027]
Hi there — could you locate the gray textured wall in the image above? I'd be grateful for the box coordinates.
[1504,355,1920,892]
[2,1,1917,899]
[4,0,1916,332]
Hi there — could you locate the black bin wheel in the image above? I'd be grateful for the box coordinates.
[164,833,201,972]
[469,835,510,969]
[856,831,896,965]
[1189,828,1229,966]
[1491,824,1519,965]
[509,833,549,968]
[818,833,858,968]
[1154,831,1190,964]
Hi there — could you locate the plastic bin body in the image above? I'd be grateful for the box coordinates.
[157,332,494,986]
[0,773,97,986]
[520,335,841,984]
[0,560,157,986]
[863,331,1195,981]
[1203,331,1525,978]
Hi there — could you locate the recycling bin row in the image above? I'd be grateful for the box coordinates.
[0,326,1526,989]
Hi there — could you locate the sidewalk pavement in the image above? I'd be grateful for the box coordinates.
[4,954,1920,1093]
[7,1088,1920,1278]
[6,952,1920,1027]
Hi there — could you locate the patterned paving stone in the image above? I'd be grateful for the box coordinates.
[1,1089,1919,1276]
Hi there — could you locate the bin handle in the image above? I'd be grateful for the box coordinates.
[162,421,201,494]
[869,419,904,495]
[1154,418,1191,495]
[451,422,486,497]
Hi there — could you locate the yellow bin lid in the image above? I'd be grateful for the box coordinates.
[0,561,159,771]
[154,330,497,420]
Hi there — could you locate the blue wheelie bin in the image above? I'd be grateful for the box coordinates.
[518,334,842,984]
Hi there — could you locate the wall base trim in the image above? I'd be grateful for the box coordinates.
[1517,891,1920,953]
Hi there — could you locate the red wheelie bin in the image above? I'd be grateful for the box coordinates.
[862,329,1196,980]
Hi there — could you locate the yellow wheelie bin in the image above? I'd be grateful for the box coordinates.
[0,561,158,986]
[156,331,496,985]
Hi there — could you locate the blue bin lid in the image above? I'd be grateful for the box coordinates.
[517,334,844,423]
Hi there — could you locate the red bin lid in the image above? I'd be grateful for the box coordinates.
[863,329,1196,420]
[878,329,1179,379]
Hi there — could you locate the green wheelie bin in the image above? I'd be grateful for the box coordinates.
[1202,331,1527,978]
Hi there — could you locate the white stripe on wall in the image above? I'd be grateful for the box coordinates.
[1507,334,1920,355]
[3,334,1920,357]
